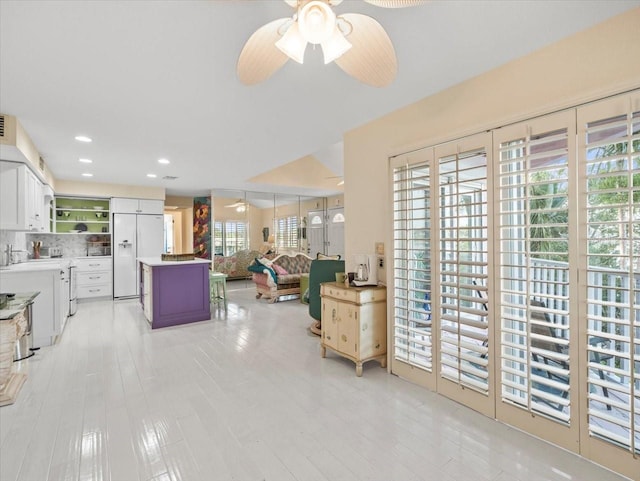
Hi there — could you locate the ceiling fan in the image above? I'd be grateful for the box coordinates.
[237,0,425,88]
[224,199,247,208]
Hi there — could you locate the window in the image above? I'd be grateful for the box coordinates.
[275,215,298,250]
[213,220,247,256]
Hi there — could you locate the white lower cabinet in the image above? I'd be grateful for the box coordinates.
[76,257,112,299]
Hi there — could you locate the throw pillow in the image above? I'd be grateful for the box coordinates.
[317,253,341,260]
[272,264,288,275]
[256,256,273,267]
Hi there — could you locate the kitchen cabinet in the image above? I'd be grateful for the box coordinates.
[0,160,48,231]
[76,257,112,299]
[320,282,387,376]
[0,266,63,348]
[111,197,164,215]
[54,196,110,234]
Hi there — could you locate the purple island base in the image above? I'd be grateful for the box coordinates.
[139,258,211,329]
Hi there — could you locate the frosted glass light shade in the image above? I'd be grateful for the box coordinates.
[298,1,336,44]
[321,27,352,64]
[275,22,307,64]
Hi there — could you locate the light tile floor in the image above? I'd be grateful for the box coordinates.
[0,287,630,481]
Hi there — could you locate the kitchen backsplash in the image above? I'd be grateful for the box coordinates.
[0,230,111,259]
[26,234,98,258]
[0,230,26,253]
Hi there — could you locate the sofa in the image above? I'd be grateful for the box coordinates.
[249,253,313,303]
[213,249,263,279]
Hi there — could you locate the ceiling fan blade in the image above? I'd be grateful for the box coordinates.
[363,0,426,7]
[334,13,397,87]
[237,18,290,85]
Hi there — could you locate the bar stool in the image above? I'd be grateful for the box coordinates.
[209,271,228,310]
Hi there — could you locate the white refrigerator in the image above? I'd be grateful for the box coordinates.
[113,213,164,298]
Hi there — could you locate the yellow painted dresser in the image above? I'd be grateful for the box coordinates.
[320,282,387,376]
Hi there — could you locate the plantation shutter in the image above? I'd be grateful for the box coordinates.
[580,102,640,455]
[497,119,572,424]
[437,147,490,394]
[393,160,433,371]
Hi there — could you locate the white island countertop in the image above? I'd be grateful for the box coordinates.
[137,257,211,267]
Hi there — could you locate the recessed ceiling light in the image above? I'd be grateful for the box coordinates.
[75,135,92,143]
[147,173,157,178]
[157,158,170,164]
[82,173,93,177]
[79,158,92,163]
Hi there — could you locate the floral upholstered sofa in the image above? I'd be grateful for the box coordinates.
[213,249,263,279]
[248,253,313,303]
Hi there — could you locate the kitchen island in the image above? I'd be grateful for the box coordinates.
[138,257,211,329]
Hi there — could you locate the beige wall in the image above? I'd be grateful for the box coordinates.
[55,179,165,200]
[0,114,56,187]
[344,8,640,274]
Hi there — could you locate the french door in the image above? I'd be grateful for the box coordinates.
[392,132,493,416]
[577,93,640,470]
[390,91,640,478]
[493,110,578,449]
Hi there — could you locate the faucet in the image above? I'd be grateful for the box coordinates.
[2,244,11,266]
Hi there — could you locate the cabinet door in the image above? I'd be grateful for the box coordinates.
[0,161,27,230]
[111,197,140,214]
[30,174,44,230]
[337,303,359,358]
[139,199,164,215]
[322,297,339,350]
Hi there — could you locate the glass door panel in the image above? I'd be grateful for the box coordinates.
[391,147,437,389]
[434,132,494,416]
[578,93,640,468]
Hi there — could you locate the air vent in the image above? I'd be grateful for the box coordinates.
[39,156,45,172]
[0,115,4,138]
[162,176,178,180]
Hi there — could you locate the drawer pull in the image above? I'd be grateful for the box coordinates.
[89,264,100,267]
[89,276,100,280]
[89,289,100,292]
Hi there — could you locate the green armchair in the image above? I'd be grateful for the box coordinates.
[308,259,345,335]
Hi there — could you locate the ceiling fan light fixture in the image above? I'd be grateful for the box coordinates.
[321,27,351,64]
[275,21,307,64]
[298,1,336,44]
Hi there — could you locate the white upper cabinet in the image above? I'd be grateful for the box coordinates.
[0,160,48,231]
[111,197,164,215]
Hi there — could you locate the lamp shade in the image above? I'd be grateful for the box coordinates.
[321,27,352,64]
[298,1,336,44]
[275,22,307,64]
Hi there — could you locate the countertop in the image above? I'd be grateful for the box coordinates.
[0,260,69,272]
[0,256,112,272]
[0,292,40,320]
[137,257,211,267]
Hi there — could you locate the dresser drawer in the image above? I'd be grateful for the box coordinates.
[77,271,111,286]
[76,258,111,272]
[321,282,386,304]
[77,284,112,299]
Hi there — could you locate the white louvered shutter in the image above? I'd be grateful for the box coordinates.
[497,119,572,424]
[393,160,433,371]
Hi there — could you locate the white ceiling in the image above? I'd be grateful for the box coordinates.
[1,0,637,198]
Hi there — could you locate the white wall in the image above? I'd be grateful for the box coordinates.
[344,8,640,275]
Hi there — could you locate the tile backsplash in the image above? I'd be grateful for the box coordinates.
[0,230,110,259]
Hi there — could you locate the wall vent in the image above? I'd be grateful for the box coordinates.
[39,156,45,172]
[162,175,178,180]
[0,115,4,139]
